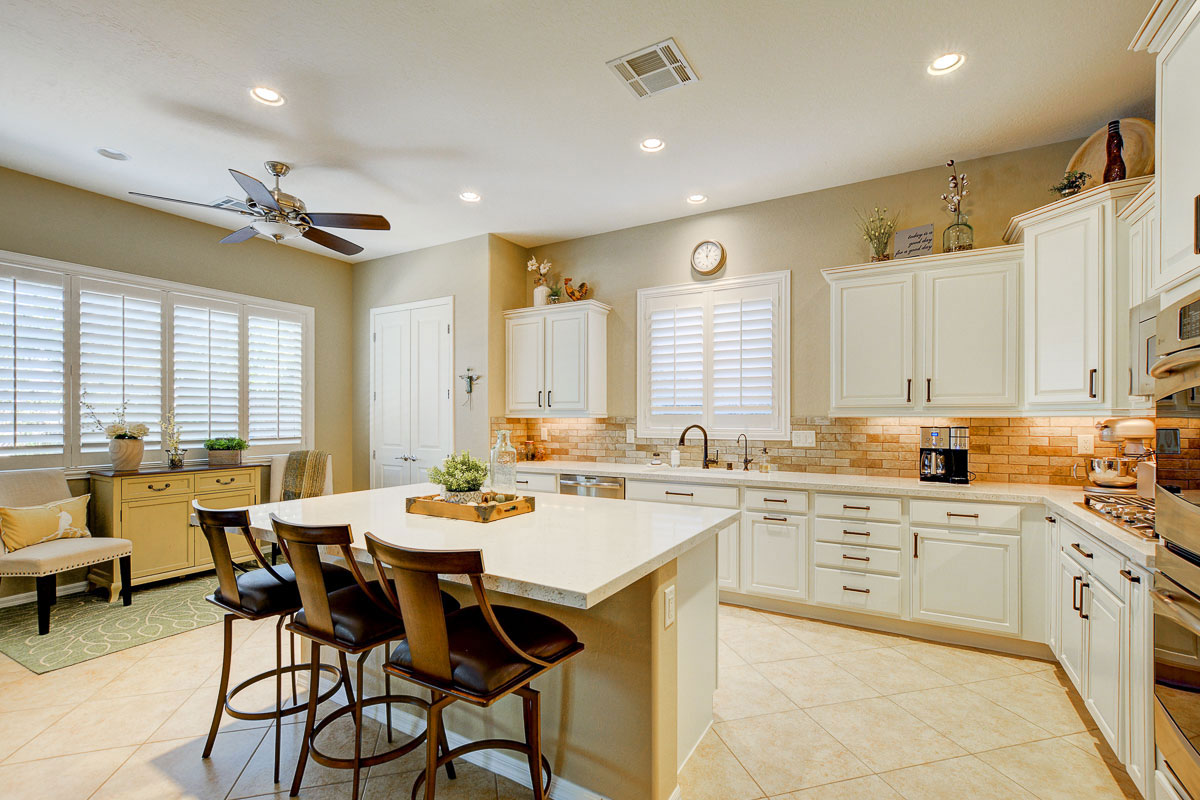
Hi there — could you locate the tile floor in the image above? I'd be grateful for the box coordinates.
[678,603,1141,800]
[0,603,1141,799]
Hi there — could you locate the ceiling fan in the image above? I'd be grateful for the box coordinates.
[130,161,389,256]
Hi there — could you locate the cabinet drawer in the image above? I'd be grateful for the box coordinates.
[812,567,902,616]
[910,499,1021,531]
[813,493,901,522]
[195,469,256,494]
[1062,521,1125,594]
[814,541,902,575]
[813,517,903,548]
[122,475,193,500]
[514,472,558,493]
[744,487,808,513]
[626,479,739,508]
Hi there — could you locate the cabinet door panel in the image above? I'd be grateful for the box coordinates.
[911,528,1020,634]
[1024,207,1103,405]
[743,513,806,600]
[923,261,1019,406]
[506,316,545,414]
[1058,549,1087,692]
[192,489,258,568]
[545,311,587,413]
[1084,577,1125,754]
[833,275,914,408]
[1157,8,1200,290]
[123,496,192,579]
[717,521,740,591]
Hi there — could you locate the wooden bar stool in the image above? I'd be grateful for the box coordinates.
[363,533,585,800]
[270,513,461,800]
[193,502,356,784]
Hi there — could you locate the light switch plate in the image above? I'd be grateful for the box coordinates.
[664,585,676,629]
[1077,434,1095,455]
[791,430,816,447]
[627,427,636,444]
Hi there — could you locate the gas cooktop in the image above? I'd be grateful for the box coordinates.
[1077,492,1156,539]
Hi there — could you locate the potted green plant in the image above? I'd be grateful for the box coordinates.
[1050,170,1091,198]
[427,451,489,503]
[204,437,249,466]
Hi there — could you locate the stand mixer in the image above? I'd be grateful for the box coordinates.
[1074,417,1156,495]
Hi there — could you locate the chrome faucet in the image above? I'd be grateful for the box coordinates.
[738,434,753,471]
[678,425,718,469]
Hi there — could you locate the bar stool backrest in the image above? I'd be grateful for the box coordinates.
[269,513,372,640]
[193,501,282,612]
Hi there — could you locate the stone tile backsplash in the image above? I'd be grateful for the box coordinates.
[490,415,1125,485]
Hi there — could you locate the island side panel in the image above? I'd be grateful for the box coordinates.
[675,531,719,768]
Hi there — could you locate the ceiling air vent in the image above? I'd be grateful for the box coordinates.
[210,196,255,214]
[607,38,698,99]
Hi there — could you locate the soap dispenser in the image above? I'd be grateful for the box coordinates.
[758,446,770,473]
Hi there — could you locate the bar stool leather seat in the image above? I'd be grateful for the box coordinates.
[295,583,461,649]
[390,605,579,697]
[224,563,355,616]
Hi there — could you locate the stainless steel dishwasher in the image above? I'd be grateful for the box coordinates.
[558,473,625,499]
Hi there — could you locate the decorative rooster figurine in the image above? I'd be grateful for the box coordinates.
[563,278,591,301]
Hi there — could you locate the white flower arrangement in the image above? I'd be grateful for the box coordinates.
[81,394,150,440]
[161,408,183,451]
[527,256,552,287]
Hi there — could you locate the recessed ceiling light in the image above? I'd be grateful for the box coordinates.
[927,53,965,75]
[459,191,481,202]
[640,137,665,153]
[686,194,708,204]
[250,86,285,106]
[95,147,130,161]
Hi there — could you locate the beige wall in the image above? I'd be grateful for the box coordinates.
[0,166,355,490]
[524,139,1084,420]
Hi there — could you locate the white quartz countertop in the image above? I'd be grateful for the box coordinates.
[516,461,1157,567]
[239,482,738,609]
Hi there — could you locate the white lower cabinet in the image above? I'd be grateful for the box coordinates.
[910,527,1021,635]
[1056,548,1088,689]
[717,522,740,591]
[1083,575,1126,751]
[741,512,806,600]
[812,567,902,615]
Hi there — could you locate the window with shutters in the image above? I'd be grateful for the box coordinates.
[637,270,789,439]
[0,251,313,471]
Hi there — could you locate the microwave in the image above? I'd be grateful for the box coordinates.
[1131,297,1159,398]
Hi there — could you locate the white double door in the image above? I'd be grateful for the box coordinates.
[371,298,453,488]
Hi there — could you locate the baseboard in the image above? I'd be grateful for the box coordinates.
[361,702,612,800]
[0,580,89,609]
[678,719,712,771]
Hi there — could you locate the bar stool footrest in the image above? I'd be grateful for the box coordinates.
[225,662,345,722]
[309,693,433,771]
[410,738,551,799]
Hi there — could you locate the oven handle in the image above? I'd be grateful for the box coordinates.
[1153,589,1200,638]
[1150,349,1200,378]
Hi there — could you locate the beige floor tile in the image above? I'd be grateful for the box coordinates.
[148,682,296,743]
[678,728,764,800]
[720,608,777,635]
[8,689,191,762]
[715,710,871,796]
[984,650,1058,674]
[778,775,901,799]
[977,738,1141,800]
[721,624,819,664]
[714,664,797,721]
[0,746,136,800]
[0,655,139,712]
[1061,729,1124,766]
[101,652,219,698]
[365,762,497,799]
[720,604,775,625]
[90,728,266,800]
[891,641,1024,683]
[0,653,31,688]
[965,673,1096,736]
[879,754,1037,799]
[718,640,747,668]
[827,648,953,695]
[777,619,907,655]
[805,697,966,772]
[0,704,76,762]
[236,781,354,800]
[889,685,1053,752]
[755,656,878,709]
[144,620,255,658]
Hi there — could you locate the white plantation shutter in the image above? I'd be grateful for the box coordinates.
[247,310,304,444]
[712,295,775,417]
[78,280,163,453]
[648,303,705,415]
[0,267,65,460]
[171,296,239,446]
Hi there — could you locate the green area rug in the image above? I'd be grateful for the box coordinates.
[0,573,225,674]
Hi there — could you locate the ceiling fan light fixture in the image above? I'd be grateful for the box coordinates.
[250,86,286,106]
[251,220,301,240]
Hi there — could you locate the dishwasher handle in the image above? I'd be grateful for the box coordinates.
[559,478,624,489]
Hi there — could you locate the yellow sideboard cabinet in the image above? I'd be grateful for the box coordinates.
[88,464,264,600]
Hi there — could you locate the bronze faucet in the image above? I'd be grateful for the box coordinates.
[737,434,753,471]
[678,425,718,469]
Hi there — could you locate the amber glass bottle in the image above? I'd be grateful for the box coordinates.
[1103,120,1126,183]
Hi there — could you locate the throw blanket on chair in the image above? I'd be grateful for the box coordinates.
[281,450,329,501]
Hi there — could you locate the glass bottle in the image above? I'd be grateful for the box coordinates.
[1102,120,1126,183]
[943,213,974,252]
[489,429,517,494]
[758,446,771,473]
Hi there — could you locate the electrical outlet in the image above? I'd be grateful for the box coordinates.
[664,585,676,629]
[1077,434,1095,455]
[627,427,636,444]
[791,430,816,448]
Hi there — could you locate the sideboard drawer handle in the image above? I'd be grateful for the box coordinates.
[946,512,980,519]
[1071,542,1093,559]
[665,491,694,497]
[763,515,788,522]
[763,497,789,504]
[842,530,871,537]
[516,480,529,485]
[842,585,870,594]
[216,477,235,485]
[842,554,870,562]
[149,483,170,492]
[843,504,871,511]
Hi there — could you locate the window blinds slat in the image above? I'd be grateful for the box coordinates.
[172,303,239,446]
[712,297,774,416]
[247,314,303,443]
[647,304,705,414]
[0,275,65,455]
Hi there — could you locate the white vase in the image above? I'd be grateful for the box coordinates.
[533,284,550,306]
[109,438,145,471]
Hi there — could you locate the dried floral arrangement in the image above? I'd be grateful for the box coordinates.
[161,408,183,451]
[855,207,900,261]
[82,395,149,439]
[527,256,553,287]
[940,160,970,215]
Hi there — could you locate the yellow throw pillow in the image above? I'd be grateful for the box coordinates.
[0,495,91,552]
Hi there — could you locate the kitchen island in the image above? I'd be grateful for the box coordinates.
[239,482,739,800]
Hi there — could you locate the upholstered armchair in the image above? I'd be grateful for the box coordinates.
[267,453,333,502]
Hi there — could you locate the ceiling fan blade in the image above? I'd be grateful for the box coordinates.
[303,213,391,231]
[303,227,363,256]
[220,226,260,244]
[129,192,254,215]
[228,169,281,212]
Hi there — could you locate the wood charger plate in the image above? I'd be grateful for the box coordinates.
[406,492,535,523]
[1067,118,1155,190]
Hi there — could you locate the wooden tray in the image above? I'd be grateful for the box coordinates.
[405,492,535,523]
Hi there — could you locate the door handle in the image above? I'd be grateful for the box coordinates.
[1070,542,1093,559]
[1153,589,1200,637]
[842,554,870,562]
[1089,368,1097,399]
[842,586,870,594]
[148,483,171,492]
[763,498,790,504]
[906,378,912,403]
[913,530,919,558]
[926,377,932,402]
[1079,581,1089,619]
[216,477,235,485]
[763,515,789,522]
[1072,575,1081,611]
[946,512,979,519]
[842,530,871,537]
[547,390,552,407]
[1120,569,1141,584]
[842,504,871,511]
[537,390,542,408]
[665,490,694,497]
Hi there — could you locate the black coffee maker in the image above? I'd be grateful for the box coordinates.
[946,427,971,484]
[920,426,971,483]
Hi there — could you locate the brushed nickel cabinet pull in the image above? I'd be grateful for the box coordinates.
[666,491,694,497]
[842,554,870,562]
[843,530,871,537]
[149,483,170,492]
[1071,542,1093,559]
[1089,368,1097,399]
[843,585,870,594]
[763,515,788,522]
[843,504,871,511]
[946,512,979,519]
[1120,569,1141,584]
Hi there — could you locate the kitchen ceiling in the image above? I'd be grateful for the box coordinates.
[0,0,1154,262]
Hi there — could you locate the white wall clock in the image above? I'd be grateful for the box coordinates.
[691,240,726,275]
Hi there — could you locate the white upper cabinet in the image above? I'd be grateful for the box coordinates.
[831,272,914,409]
[505,301,609,418]
[1156,1,1200,292]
